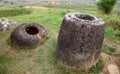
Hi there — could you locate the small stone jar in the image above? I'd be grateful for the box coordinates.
[10,23,46,48]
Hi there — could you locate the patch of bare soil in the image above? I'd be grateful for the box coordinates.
[24,6,48,9]
[104,39,120,54]
[101,39,120,74]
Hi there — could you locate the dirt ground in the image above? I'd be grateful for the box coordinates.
[101,39,120,74]
[24,6,48,9]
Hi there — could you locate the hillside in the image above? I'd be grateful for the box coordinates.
[3,0,120,4]
[3,0,99,3]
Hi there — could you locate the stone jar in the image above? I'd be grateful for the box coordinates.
[10,23,46,48]
[56,13,105,69]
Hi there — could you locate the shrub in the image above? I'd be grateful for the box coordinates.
[97,0,117,14]
[19,5,24,8]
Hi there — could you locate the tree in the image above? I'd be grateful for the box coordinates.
[97,0,117,14]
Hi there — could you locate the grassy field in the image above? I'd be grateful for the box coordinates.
[0,4,120,74]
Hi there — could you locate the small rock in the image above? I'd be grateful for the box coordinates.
[0,18,15,31]
[107,64,119,74]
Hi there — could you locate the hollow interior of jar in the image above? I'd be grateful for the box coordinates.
[26,26,39,35]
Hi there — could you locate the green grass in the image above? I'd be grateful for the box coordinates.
[41,3,97,11]
[102,45,120,57]
[0,4,120,74]
[0,7,31,17]
[89,57,104,74]
[0,65,7,74]
[105,27,120,43]
[0,55,18,74]
[102,45,117,55]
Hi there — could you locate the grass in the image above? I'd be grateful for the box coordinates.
[89,57,104,74]
[41,3,97,11]
[0,55,17,74]
[105,27,120,43]
[0,4,120,74]
[0,7,31,17]
[102,45,117,55]
[0,65,7,74]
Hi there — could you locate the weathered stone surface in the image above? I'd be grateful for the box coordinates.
[56,13,105,69]
[0,18,15,31]
[10,23,46,48]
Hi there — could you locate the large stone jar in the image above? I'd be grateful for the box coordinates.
[56,13,105,69]
[10,23,46,48]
